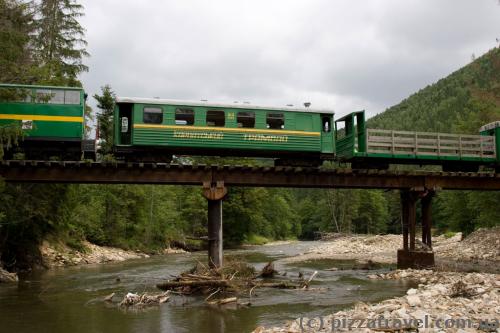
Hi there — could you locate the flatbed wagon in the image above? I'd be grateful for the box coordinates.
[335,111,500,172]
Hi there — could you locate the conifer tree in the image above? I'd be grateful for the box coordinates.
[34,0,88,86]
[93,85,115,155]
[0,0,37,83]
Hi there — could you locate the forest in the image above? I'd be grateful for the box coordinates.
[0,0,499,272]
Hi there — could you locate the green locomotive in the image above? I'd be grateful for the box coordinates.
[0,83,93,159]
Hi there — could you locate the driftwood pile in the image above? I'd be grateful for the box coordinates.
[156,260,318,305]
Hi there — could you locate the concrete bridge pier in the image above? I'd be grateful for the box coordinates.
[397,188,436,269]
[202,181,228,268]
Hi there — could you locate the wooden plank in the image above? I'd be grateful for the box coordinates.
[367,142,393,147]
[367,136,393,142]
[393,143,418,148]
[416,145,438,149]
[415,152,439,156]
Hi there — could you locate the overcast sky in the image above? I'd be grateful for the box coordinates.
[79,0,500,118]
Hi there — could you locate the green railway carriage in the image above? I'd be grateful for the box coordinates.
[0,83,90,159]
[114,97,335,164]
[335,111,500,172]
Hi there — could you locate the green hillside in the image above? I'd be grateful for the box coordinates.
[368,47,500,134]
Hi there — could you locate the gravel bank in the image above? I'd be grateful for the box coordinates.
[281,228,499,272]
[0,266,18,283]
[40,240,151,267]
[254,269,500,333]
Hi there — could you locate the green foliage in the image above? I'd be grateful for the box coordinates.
[221,187,299,245]
[93,84,115,154]
[443,231,457,239]
[352,190,389,234]
[0,183,70,270]
[244,234,270,245]
[294,188,390,238]
[0,123,23,159]
[33,0,89,86]
[0,0,38,83]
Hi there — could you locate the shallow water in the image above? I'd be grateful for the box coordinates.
[0,242,412,333]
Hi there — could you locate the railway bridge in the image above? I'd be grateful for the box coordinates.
[2,160,500,268]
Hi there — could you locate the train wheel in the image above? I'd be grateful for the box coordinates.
[351,161,389,170]
[442,163,479,173]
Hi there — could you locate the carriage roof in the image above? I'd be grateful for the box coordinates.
[115,97,334,114]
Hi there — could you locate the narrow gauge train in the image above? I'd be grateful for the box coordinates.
[0,83,94,160]
[1,83,499,172]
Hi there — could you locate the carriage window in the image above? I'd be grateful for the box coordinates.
[335,121,346,140]
[143,107,163,124]
[0,88,31,102]
[237,111,255,128]
[266,112,284,129]
[64,90,80,105]
[48,90,65,104]
[36,89,53,103]
[322,116,331,132]
[175,108,194,125]
[206,110,225,127]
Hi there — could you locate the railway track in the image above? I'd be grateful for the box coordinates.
[1,160,499,190]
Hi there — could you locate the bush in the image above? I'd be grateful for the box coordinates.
[443,231,457,239]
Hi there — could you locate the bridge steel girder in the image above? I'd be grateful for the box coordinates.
[1,161,500,190]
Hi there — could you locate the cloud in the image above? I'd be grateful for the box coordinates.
[80,0,500,119]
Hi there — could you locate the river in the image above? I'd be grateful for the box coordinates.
[0,241,413,333]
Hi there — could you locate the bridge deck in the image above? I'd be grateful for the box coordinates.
[1,160,500,190]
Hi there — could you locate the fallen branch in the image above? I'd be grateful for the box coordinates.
[302,271,318,289]
[207,297,238,305]
[205,288,221,302]
[251,282,300,289]
[157,279,231,290]
[259,262,278,278]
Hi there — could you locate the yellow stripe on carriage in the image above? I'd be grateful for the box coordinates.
[0,114,84,122]
[133,124,321,136]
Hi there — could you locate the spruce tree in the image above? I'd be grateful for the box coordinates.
[0,0,37,83]
[34,0,88,86]
[93,85,115,155]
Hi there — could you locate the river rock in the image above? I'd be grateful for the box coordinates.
[372,304,400,314]
[406,288,417,295]
[0,267,18,283]
[255,269,500,333]
[406,295,421,306]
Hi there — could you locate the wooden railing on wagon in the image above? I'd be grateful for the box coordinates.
[364,129,496,158]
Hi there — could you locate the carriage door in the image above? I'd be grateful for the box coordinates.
[321,114,334,153]
[118,103,132,145]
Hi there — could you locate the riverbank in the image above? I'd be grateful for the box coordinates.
[40,240,186,268]
[0,267,18,283]
[281,227,500,273]
[40,240,150,267]
[254,269,500,332]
